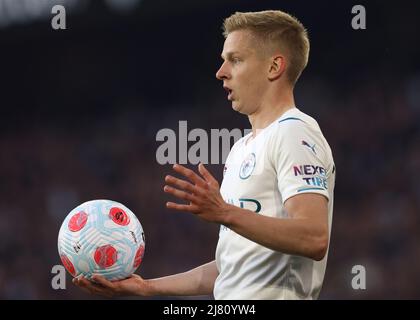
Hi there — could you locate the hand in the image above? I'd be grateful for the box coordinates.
[164,163,229,224]
[73,274,151,298]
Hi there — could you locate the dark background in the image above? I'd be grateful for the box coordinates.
[0,0,419,299]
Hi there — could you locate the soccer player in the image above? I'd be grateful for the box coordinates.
[74,10,335,300]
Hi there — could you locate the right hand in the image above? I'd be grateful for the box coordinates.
[73,274,151,298]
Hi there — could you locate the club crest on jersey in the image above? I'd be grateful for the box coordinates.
[239,153,256,179]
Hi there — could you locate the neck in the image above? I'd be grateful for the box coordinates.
[248,88,295,137]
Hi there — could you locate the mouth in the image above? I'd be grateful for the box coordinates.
[223,86,233,100]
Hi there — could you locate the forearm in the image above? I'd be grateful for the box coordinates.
[145,260,218,296]
[222,204,328,261]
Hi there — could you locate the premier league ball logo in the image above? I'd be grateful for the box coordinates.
[239,153,256,179]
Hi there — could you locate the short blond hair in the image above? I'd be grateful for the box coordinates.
[223,10,310,85]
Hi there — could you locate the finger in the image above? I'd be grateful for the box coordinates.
[164,185,199,203]
[72,277,82,287]
[76,276,92,288]
[80,277,114,297]
[166,202,197,213]
[165,175,205,196]
[74,276,104,295]
[76,276,101,290]
[72,277,85,288]
[173,164,207,187]
[198,163,219,186]
[91,275,116,290]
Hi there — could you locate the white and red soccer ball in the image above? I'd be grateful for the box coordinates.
[58,199,145,280]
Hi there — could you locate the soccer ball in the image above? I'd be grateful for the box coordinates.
[57,199,145,281]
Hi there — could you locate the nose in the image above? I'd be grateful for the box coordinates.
[216,61,230,80]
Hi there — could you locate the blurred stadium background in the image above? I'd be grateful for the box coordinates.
[0,0,419,299]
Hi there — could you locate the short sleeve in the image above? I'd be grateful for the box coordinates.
[269,120,331,204]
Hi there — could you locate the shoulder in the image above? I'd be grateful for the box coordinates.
[270,108,322,142]
[267,108,331,161]
[278,108,320,129]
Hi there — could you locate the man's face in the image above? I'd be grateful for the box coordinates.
[216,30,270,115]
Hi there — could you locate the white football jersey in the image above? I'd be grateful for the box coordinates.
[214,107,335,300]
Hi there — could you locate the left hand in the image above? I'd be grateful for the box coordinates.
[73,274,148,298]
[164,163,229,224]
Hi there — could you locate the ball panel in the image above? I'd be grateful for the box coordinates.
[94,244,118,268]
[68,211,88,232]
[109,207,130,226]
[60,254,76,276]
[78,260,90,273]
[133,245,145,269]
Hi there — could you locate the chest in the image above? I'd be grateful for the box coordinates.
[220,138,278,206]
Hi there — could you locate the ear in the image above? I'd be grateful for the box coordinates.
[268,55,286,81]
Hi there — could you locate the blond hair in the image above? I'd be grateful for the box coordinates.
[223,10,310,85]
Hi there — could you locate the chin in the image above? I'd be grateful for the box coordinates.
[231,101,242,112]
[231,102,248,115]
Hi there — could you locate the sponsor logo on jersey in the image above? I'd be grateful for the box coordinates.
[239,153,256,179]
[220,198,261,234]
[294,165,325,176]
[301,140,316,154]
[293,164,328,190]
[226,198,261,213]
